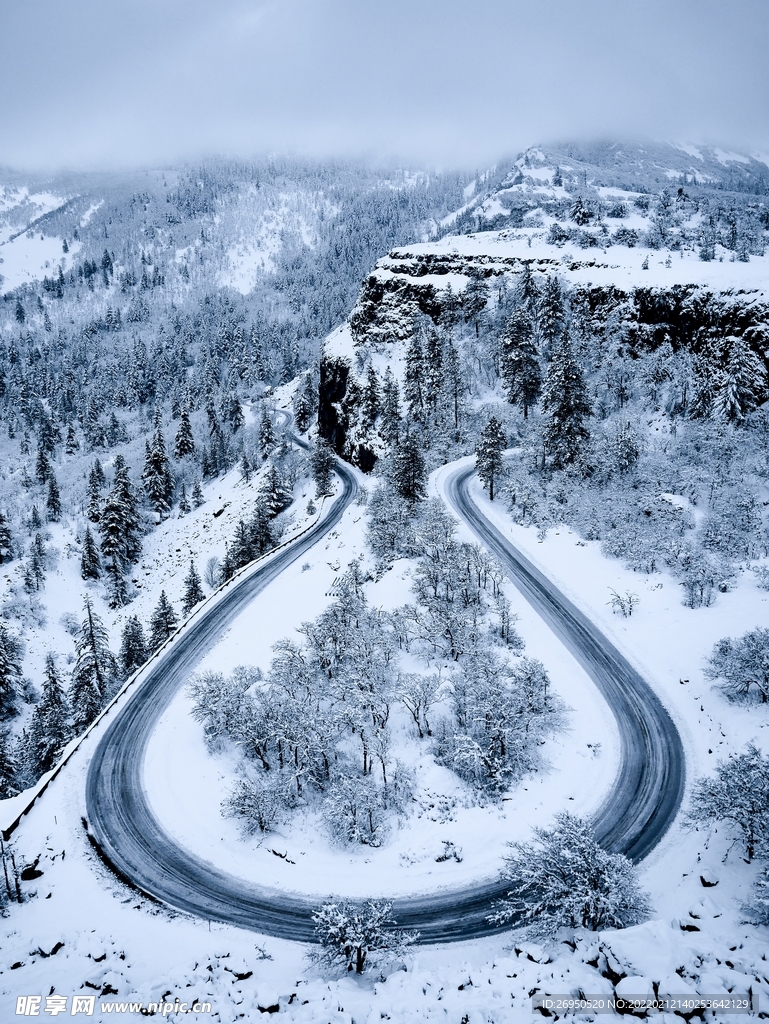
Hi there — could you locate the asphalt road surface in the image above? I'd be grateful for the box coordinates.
[86,455,684,943]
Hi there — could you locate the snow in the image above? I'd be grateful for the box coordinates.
[713,148,751,166]
[674,143,704,161]
[0,233,79,293]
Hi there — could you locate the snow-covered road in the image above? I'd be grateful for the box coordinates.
[83,452,685,943]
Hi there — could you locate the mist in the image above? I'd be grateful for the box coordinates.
[1,0,768,170]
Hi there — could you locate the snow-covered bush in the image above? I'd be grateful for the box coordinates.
[492,812,651,936]
[706,627,769,704]
[222,770,288,836]
[686,744,769,861]
[323,774,387,847]
[309,899,416,975]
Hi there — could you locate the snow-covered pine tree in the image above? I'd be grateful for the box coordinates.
[391,432,426,503]
[537,275,566,358]
[149,591,178,651]
[292,371,317,433]
[258,462,291,517]
[403,332,425,424]
[712,336,767,423]
[476,417,507,500]
[70,598,118,731]
[379,367,401,447]
[493,812,650,935]
[80,525,101,580]
[362,364,380,428]
[64,422,79,454]
[500,308,542,418]
[182,560,205,615]
[191,478,204,507]
[541,337,591,467]
[248,496,274,556]
[0,622,23,718]
[120,615,148,678]
[462,272,489,338]
[35,443,51,485]
[258,406,276,458]
[46,474,62,522]
[0,727,18,798]
[177,480,191,514]
[0,510,12,563]
[24,654,72,778]
[238,453,251,484]
[310,438,336,498]
[142,426,174,516]
[173,409,195,459]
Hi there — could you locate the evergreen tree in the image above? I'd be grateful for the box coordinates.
[120,615,148,678]
[173,409,195,458]
[25,654,72,777]
[0,728,18,798]
[712,337,767,423]
[192,479,205,507]
[310,438,336,497]
[476,417,507,500]
[0,622,23,718]
[392,432,426,503]
[500,308,542,418]
[292,372,317,433]
[362,364,380,428]
[35,443,51,485]
[537,275,566,357]
[403,333,425,423]
[46,474,62,521]
[258,462,291,517]
[379,367,401,446]
[258,406,276,457]
[86,464,103,523]
[182,560,205,615]
[541,338,592,468]
[247,496,274,556]
[142,427,174,516]
[64,423,79,454]
[70,598,117,731]
[178,480,191,515]
[99,455,141,604]
[442,339,465,433]
[80,525,101,580]
[239,453,251,484]
[0,510,12,563]
[462,273,489,337]
[149,591,178,651]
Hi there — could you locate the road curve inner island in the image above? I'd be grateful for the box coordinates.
[86,458,685,944]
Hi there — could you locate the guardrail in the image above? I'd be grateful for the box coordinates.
[2,432,337,841]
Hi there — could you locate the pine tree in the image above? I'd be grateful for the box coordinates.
[362,365,380,428]
[99,456,141,599]
[712,337,767,423]
[178,481,191,515]
[0,622,23,718]
[149,591,178,651]
[442,339,465,433]
[500,309,542,418]
[70,598,117,731]
[476,417,507,500]
[292,372,317,433]
[120,615,148,678]
[64,422,79,454]
[86,463,104,523]
[310,438,336,498]
[258,406,276,458]
[248,496,274,556]
[462,273,489,337]
[258,462,290,517]
[182,560,205,615]
[541,338,592,468]
[239,453,251,484]
[379,367,401,446]
[0,510,12,563]
[392,432,426,503]
[46,474,62,521]
[142,427,174,516]
[25,654,72,777]
[173,409,195,459]
[423,330,443,420]
[537,275,566,357]
[35,443,51,485]
[191,479,204,507]
[0,728,18,798]
[80,525,101,580]
[403,333,425,423]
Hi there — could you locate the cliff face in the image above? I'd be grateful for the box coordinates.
[319,227,769,471]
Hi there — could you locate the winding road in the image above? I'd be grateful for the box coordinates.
[86,448,684,944]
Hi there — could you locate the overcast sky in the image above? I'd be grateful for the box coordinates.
[1,0,768,170]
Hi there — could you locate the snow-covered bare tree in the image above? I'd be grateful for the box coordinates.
[309,899,416,975]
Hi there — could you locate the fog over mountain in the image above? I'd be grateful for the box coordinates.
[1,0,768,168]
